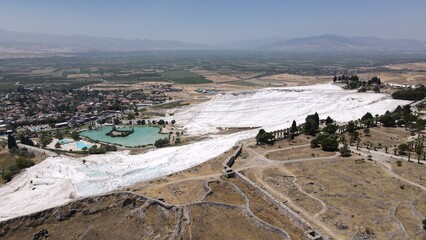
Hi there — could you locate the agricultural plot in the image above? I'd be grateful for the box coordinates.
[161,70,212,84]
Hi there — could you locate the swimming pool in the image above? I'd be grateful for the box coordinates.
[79,126,168,147]
[75,141,93,150]
[57,139,71,145]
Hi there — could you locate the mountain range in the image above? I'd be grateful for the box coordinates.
[1,29,426,54]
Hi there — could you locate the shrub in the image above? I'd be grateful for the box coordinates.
[1,172,14,182]
[8,164,19,172]
[104,144,117,152]
[89,145,106,154]
[339,144,351,157]
[16,157,35,169]
[321,137,339,152]
[154,138,169,148]
[398,144,410,155]
[396,160,402,166]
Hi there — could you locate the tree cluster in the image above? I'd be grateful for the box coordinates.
[392,85,426,101]
[88,145,107,154]
[333,75,382,91]
[256,129,275,145]
[19,135,34,146]
[311,134,339,152]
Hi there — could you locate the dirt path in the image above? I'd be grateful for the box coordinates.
[350,147,426,192]
[236,147,349,239]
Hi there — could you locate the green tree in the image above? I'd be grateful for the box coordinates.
[339,144,351,157]
[323,124,338,135]
[256,129,275,145]
[40,134,53,148]
[20,135,34,146]
[154,138,169,148]
[380,114,396,127]
[415,144,423,164]
[7,134,18,150]
[55,131,64,140]
[347,121,356,133]
[71,131,80,141]
[290,120,298,134]
[361,112,374,127]
[113,118,120,125]
[398,143,410,155]
[310,137,321,148]
[321,137,339,152]
[304,113,320,136]
[325,116,334,125]
[416,119,425,133]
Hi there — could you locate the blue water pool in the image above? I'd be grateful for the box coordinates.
[79,126,168,147]
[57,139,71,145]
[76,141,93,149]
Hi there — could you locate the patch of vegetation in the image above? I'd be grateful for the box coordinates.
[255,129,275,145]
[304,113,319,136]
[311,134,339,152]
[392,85,426,100]
[339,144,351,157]
[334,75,382,92]
[161,70,212,84]
[1,156,35,182]
[154,138,169,148]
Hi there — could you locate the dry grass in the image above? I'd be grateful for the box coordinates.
[391,160,426,187]
[185,204,285,240]
[357,126,411,148]
[281,158,426,239]
[228,177,307,239]
[384,62,426,71]
[375,72,426,85]
[204,180,246,206]
[256,73,331,87]
[266,146,335,161]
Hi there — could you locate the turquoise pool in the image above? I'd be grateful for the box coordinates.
[76,141,93,150]
[79,126,168,147]
[57,139,71,145]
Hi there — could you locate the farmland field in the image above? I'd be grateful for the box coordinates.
[161,70,212,84]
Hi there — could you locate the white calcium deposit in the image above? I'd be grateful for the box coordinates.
[0,83,410,220]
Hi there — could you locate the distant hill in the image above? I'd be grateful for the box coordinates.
[0,29,209,53]
[257,35,426,52]
[1,29,426,55]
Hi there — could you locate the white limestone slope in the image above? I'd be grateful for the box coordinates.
[168,83,409,135]
[0,83,409,221]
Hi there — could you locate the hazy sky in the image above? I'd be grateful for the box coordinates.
[0,0,425,44]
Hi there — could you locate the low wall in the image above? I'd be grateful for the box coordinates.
[235,171,324,240]
[222,144,243,168]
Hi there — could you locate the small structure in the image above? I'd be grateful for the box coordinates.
[55,122,69,129]
[306,230,323,240]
